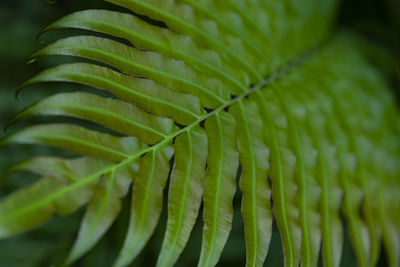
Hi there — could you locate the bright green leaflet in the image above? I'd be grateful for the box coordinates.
[115,146,173,267]
[199,112,238,267]
[230,100,272,267]
[156,127,208,267]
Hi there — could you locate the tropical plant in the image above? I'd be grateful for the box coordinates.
[0,0,399,266]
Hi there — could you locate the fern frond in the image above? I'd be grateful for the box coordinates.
[0,0,399,267]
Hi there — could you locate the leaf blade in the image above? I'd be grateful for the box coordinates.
[198,112,239,267]
[156,126,208,267]
[114,145,173,267]
[20,63,204,125]
[39,9,247,93]
[30,36,229,108]
[230,100,273,267]
[65,168,131,265]
[1,124,145,162]
[11,92,176,144]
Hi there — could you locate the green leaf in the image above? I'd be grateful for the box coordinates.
[39,10,248,93]
[1,124,146,162]
[20,63,204,125]
[290,91,343,267]
[10,92,176,144]
[106,0,264,82]
[175,0,269,70]
[114,145,173,267]
[271,88,321,267]
[30,36,230,108]
[230,100,272,267]
[1,1,400,266]
[0,156,139,240]
[4,156,113,183]
[0,177,92,238]
[198,112,239,267]
[315,42,382,266]
[335,137,371,267]
[156,126,208,267]
[66,167,133,265]
[253,89,302,267]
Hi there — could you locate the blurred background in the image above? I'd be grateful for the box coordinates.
[0,0,399,266]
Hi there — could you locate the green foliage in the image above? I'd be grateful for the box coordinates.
[0,0,399,267]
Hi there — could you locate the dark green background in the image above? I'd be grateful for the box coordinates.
[0,0,398,266]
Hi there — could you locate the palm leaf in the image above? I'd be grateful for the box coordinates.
[0,1,399,267]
